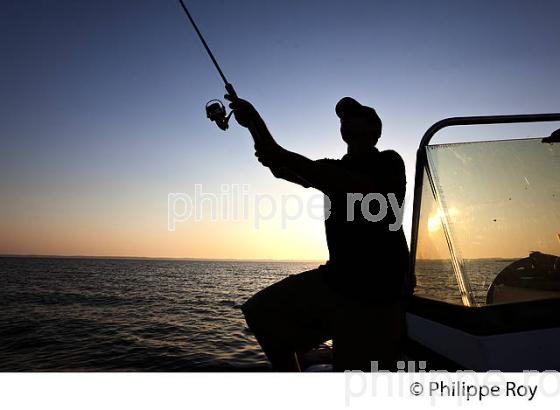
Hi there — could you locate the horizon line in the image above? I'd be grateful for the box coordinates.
[0,253,325,264]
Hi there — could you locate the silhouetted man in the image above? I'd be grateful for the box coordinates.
[227,94,410,371]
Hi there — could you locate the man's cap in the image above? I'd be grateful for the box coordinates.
[335,97,378,120]
[335,97,381,138]
[335,97,382,135]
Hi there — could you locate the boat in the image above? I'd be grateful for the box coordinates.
[303,113,560,372]
[404,113,560,371]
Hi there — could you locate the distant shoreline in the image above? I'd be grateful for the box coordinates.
[0,254,324,264]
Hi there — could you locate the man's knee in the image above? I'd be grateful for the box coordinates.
[240,294,263,332]
[241,275,298,329]
[241,285,281,336]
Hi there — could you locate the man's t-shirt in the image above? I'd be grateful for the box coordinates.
[314,147,409,301]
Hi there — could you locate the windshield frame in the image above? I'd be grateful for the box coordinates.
[409,113,560,306]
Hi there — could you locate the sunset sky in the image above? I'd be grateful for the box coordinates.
[1,0,560,260]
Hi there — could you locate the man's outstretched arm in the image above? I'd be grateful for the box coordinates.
[226,96,314,188]
[258,148,383,193]
[227,97,383,193]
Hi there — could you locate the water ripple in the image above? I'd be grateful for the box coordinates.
[0,257,317,371]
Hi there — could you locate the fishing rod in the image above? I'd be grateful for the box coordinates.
[177,0,238,131]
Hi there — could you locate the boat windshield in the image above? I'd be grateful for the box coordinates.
[414,136,560,306]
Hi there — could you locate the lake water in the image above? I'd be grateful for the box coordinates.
[0,256,511,371]
[0,257,316,371]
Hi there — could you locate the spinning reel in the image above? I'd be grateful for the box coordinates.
[204,82,238,131]
[205,99,232,131]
